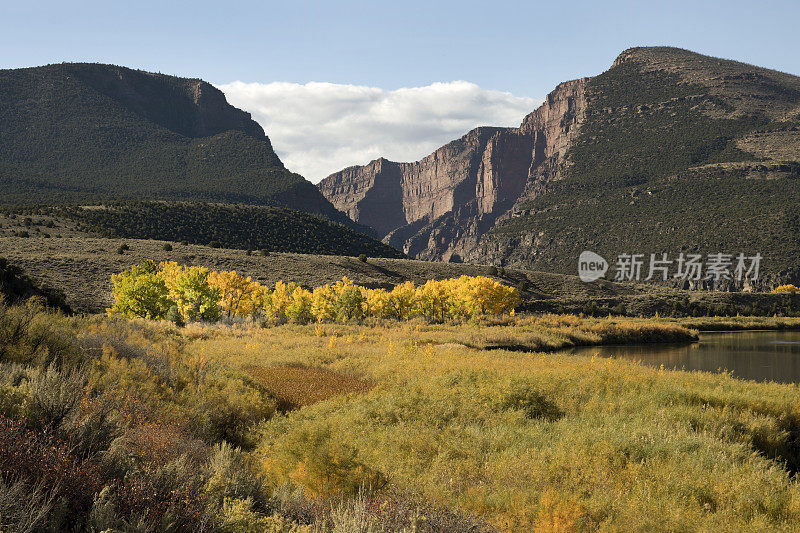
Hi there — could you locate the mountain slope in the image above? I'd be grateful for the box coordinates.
[319,47,800,283]
[0,63,345,222]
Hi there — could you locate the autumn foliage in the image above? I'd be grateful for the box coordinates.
[772,284,800,293]
[109,261,520,324]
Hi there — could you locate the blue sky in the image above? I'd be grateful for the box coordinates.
[3,0,799,180]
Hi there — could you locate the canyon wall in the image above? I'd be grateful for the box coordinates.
[318,78,589,260]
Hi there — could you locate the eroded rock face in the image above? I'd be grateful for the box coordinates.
[318,79,589,259]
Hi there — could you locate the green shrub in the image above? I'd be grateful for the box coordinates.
[58,201,404,259]
[497,382,562,421]
[357,254,367,263]
[165,305,185,327]
[187,370,276,448]
[162,243,173,252]
[204,442,269,511]
[271,425,385,497]
[0,301,79,366]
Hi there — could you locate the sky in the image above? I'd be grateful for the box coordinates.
[3,0,799,181]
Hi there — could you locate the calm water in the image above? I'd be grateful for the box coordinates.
[567,330,800,383]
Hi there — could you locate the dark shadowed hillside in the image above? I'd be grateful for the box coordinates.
[53,202,404,258]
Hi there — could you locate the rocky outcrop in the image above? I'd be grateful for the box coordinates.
[318,78,589,259]
[72,64,270,142]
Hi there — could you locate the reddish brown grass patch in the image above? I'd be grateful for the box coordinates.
[244,365,374,410]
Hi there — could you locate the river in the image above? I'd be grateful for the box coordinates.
[566,330,800,384]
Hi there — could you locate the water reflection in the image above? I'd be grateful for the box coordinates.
[566,330,800,383]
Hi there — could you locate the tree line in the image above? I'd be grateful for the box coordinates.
[109,260,520,324]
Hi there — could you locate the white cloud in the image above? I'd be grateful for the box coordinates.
[218,80,540,183]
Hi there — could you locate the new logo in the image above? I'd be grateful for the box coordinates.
[578,251,608,282]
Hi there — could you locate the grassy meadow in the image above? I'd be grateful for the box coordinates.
[188,317,800,531]
[4,293,800,531]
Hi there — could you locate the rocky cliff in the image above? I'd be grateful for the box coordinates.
[318,78,588,261]
[320,47,800,282]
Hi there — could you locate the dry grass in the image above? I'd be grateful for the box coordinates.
[244,365,374,410]
[674,315,800,331]
[6,301,799,531]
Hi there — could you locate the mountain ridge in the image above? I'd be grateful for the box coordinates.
[0,62,353,225]
[319,47,800,284]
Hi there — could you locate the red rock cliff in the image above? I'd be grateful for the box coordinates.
[318,77,589,260]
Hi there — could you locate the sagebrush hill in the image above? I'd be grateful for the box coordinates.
[320,47,800,285]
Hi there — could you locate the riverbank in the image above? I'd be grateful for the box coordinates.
[674,316,800,331]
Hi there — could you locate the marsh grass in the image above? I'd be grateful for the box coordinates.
[252,346,800,531]
[181,315,800,531]
[3,303,800,531]
[675,315,800,331]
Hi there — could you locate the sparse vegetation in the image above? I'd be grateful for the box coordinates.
[0,62,342,221]
[3,236,798,318]
[0,257,70,312]
[490,50,800,277]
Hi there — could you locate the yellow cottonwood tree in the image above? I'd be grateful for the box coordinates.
[250,283,272,319]
[386,281,417,320]
[416,279,450,322]
[311,284,338,323]
[773,284,800,293]
[286,286,313,324]
[159,261,220,322]
[208,270,259,318]
[108,259,172,319]
[364,288,390,318]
